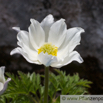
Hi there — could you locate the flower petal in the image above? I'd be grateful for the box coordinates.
[62,51,83,66]
[41,14,54,42]
[17,30,29,46]
[58,27,84,58]
[12,27,20,32]
[17,30,37,57]
[48,19,67,47]
[0,78,11,95]
[28,19,45,50]
[17,29,37,50]
[10,47,40,64]
[0,66,5,83]
[65,27,84,51]
[38,52,57,67]
[51,57,63,68]
[51,51,83,68]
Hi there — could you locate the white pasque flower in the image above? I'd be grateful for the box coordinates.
[10,14,84,68]
[0,66,11,95]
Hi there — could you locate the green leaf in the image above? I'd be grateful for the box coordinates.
[0,69,92,103]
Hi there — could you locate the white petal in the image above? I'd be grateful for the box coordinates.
[38,52,57,67]
[51,51,83,68]
[17,30,37,51]
[11,26,40,65]
[12,27,20,32]
[17,30,37,58]
[58,27,84,58]
[51,64,62,68]
[28,19,45,50]
[51,57,63,68]
[62,51,83,66]
[66,27,84,51]
[17,30,29,46]
[0,78,11,95]
[41,14,54,42]
[0,66,5,83]
[10,47,40,64]
[48,19,67,47]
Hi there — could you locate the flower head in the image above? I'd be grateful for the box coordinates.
[0,66,11,95]
[10,14,84,68]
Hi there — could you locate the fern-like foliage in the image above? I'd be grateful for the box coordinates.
[0,69,92,103]
[0,72,42,103]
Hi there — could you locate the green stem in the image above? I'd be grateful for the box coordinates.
[44,66,49,103]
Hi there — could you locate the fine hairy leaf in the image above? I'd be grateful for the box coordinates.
[0,69,92,103]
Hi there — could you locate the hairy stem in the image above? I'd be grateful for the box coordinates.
[44,66,49,103]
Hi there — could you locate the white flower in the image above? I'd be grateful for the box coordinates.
[10,14,84,68]
[0,66,11,95]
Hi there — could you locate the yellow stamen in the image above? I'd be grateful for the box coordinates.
[38,43,58,56]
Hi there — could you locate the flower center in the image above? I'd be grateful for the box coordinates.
[38,43,58,56]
